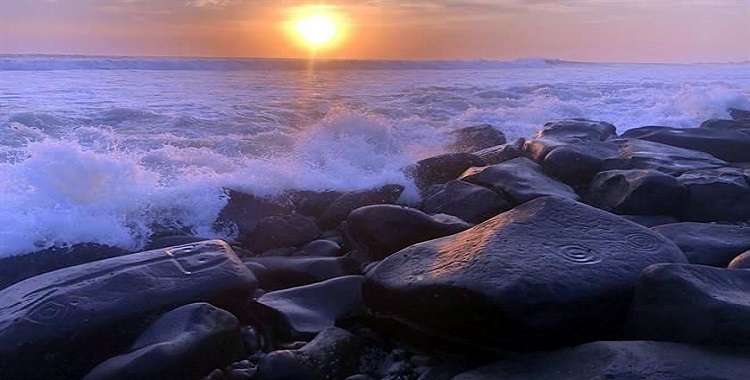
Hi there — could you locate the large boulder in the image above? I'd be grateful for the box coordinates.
[245,256,360,291]
[541,142,618,187]
[728,107,750,120]
[421,180,512,224]
[474,138,524,165]
[246,214,321,253]
[459,157,580,205]
[677,167,750,221]
[215,189,292,237]
[0,240,256,380]
[536,119,617,141]
[317,185,404,230]
[84,303,245,380]
[347,205,471,260]
[363,197,686,352]
[406,153,485,192]
[622,126,750,162]
[447,124,507,153]
[453,341,750,380]
[651,223,750,267]
[699,118,750,134]
[628,263,750,346]
[608,138,727,176]
[585,169,686,215]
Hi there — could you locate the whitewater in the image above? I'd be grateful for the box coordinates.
[1,55,749,257]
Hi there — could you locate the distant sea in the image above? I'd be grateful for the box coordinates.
[2,55,749,256]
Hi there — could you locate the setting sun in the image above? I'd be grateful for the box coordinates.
[295,14,337,46]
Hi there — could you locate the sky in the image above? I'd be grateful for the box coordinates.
[1,0,749,63]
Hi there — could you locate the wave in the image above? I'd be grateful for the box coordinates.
[0,55,562,71]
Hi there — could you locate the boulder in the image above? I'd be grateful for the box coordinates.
[622,126,750,162]
[453,341,750,380]
[318,185,404,230]
[421,180,512,224]
[474,138,524,165]
[459,157,580,205]
[621,215,678,228]
[447,124,507,153]
[677,167,750,221]
[536,119,617,141]
[585,169,686,215]
[215,189,292,236]
[245,256,360,291]
[728,107,750,120]
[608,138,727,176]
[278,189,344,219]
[521,138,568,163]
[699,118,750,134]
[651,222,750,267]
[246,214,321,253]
[143,235,211,251]
[256,276,365,340]
[542,142,619,187]
[347,205,471,260]
[256,327,366,380]
[293,239,342,257]
[0,240,256,380]
[728,250,750,268]
[363,197,686,352]
[406,153,485,192]
[84,303,245,380]
[628,263,750,346]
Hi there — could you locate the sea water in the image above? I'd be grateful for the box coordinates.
[1,56,749,256]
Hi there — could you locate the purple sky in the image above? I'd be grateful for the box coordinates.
[2,0,749,63]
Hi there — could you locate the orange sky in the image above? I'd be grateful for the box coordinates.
[2,0,750,63]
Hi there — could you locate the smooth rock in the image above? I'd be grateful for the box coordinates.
[453,341,750,380]
[609,138,728,176]
[651,222,750,267]
[347,205,471,260]
[144,235,212,251]
[0,240,256,380]
[363,197,686,351]
[542,142,619,187]
[460,157,579,205]
[215,189,292,236]
[421,180,512,224]
[407,153,485,191]
[728,250,750,268]
[628,263,750,346]
[677,167,750,221]
[278,190,344,220]
[536,119,617,141]
[84,303,245,380]
[245,256,360,291]
[318,185,404,230]
[622,125,750,162]
[728,107,750,120]
[247,214,321,253]
[699,118,750,133]
[257,275,365,340]
[293,239,342,257]
[585,169,686,215]
[521,138,568,162]
[621,215,678,228]
[447,124,507,153]
[473,138,524,165]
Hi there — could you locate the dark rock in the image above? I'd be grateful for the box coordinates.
[256,327,365,380]
[245,256,360,291]
[144,235,212,251]
[542,142,620,187]
[448,124,507,153]
[224,360,257,380]
[699,118,750,134]
[0,240,257,380]
[0,243,128,291]
[347,205,471,260]
[293,239,342,257]
[421,180,512,224]
[246,214,321,253]
[608,138,727,176]
[257,275,365,340]
[585,169,686,215]
[474,138,524,165]
[621,215,678,227]
[677,167,750,221]
[453,340,750,380]
[536,119,617,141]
[84,303,245,380]
[628,263,750,346]
[215,189,292,236]
[622,125,750,162]
[728,250,750,268]
[363,197,685,352]
[406,153,485,192]
[278,190,344,219]
[728,107,750,120]
[651,222,750,267]
[318,185,404,230]
[521,138,568,163]
[459,157,580,205]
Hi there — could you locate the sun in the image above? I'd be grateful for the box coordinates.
[295,14,338,47]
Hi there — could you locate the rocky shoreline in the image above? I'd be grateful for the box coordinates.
[3,109,750,379]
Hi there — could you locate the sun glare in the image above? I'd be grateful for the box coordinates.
[295,14,338,47]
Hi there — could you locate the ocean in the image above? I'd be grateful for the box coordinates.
[1,55,749,257]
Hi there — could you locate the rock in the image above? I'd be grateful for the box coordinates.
[729,107,750,120]
[245,256,360,291]
[728,250,750,268]
[144,235,212,251]
[541,141,619,187]
[256,276,365,340]
[0,240,257,380]
[459,157,580,205]
[474,138,524,165]
[608,138,728,176]
[699,118,750,134]
[622,125,750,162]
[256,327,365,380]
[453,340,750,380]
[215,189,292,236]
[246,214,321,253]
[628,263,750,346]
[293,239,342,257]
[363,197,686,352]
[318,185,404,230]
[347,205,471,260]
[677,167,750,221]
[421,180,512,224]
[448,124,507,153]
[0,243,128,291]
[406,153,485,192]
[224,360,257,380]
[84,303,245,380]
[536,119,617,141]
[621,215,678,227]
[278,190,344,219]
[521,138,569,163]
[651,222,750,267]
[585,169,686,215]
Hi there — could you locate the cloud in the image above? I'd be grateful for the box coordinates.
[186,0,238,8]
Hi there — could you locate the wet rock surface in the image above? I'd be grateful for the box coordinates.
[651,222,750,267]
